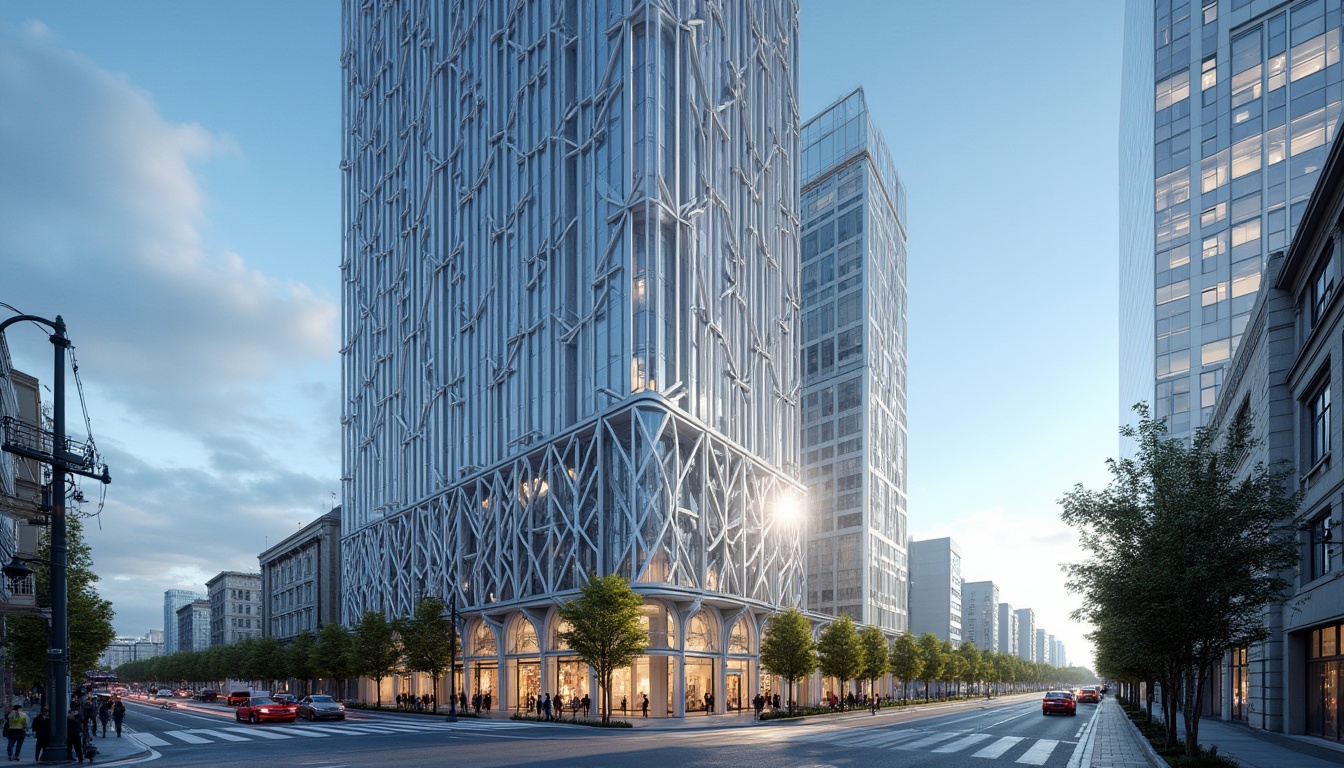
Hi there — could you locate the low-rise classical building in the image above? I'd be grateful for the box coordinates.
[961,581,999,652]
[206,571,261,646]
[259,507,341,641]
[1206,124,1344,744]
[175,599,210,653]
[907,537,962,643]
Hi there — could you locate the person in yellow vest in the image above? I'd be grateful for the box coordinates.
[4,704,29,761]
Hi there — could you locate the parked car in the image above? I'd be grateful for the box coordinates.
[193,689,218,702]
[226,690,253,707]
[297,694,346,721]
[273,692,296,704]
[1042,690,1077,716]
[235,696,298,724]
[1077,687,1100,704]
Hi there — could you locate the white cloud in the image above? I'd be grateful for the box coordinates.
[0,23,339,635]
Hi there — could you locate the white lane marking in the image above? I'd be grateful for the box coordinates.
[895,732,961,750]
[190,728,250,742]
[129,732,171,747]
[932,733,994,753]
[1016,739,1060,765]
[223,726,291,740]
[849,729,926,747]
[791,729,852,743]
[163,730,211,744]
[275,725,333,737]
[973,736,1025,759]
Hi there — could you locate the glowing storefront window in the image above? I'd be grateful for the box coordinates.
[473,622,497,656]
[512,620,538,654]
[729,617,750,654]
[686,612,715,652]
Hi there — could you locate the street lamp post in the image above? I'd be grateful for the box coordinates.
[446,592,457,722]
[0,314,110,764]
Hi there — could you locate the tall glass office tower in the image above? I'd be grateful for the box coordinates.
[341,0,803,716]
[162,588,205,655]
[799,90,909,632]
[1122,0,1343,442]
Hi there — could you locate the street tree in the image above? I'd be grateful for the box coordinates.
[914,633,945,700]
[956,642,982,696]
[888,632,922,701]
[759,607,816,712]
[816,614,865,708]
[287,632,318,695]
[857,625,889,700]
[1062,404,1300,757]
[312,622,358,700]
[556,573,647,724]
[2,517,115,690]
[940,640,962,696]
[400,596,458,710]
[352,610,402,708]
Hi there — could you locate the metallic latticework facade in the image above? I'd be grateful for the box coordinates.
[341,0,802,715]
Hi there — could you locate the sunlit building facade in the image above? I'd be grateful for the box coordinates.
[341,0,804,716]
[907,537,961,644]
[1122,0,1344,445]
[799,89,909,633]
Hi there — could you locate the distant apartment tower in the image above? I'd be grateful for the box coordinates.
[1036,629,1049,666]
[1015,608,1037,662]
[206,571,261,646]
[175,599,210,653]
[259,507,341,641]
[1053,638,1067,668]
[998,603,1018,657]
[1120,0,1344,446]
[799,88,909,631]
[961,581,999,652]
[99,633,164,670]
[907,538,962,643]
[163,589,206,654]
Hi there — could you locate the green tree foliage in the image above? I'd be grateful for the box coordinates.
[399,597,457,709]
[816,614,864,708]
[914,633,945,700]
[887,632,923,701]
[759,607,816,712]
[1062,405,1300,757]
[352,611,401,707]
[857,625,889,697]
[312,622,358,700]
[2,517,116,689]
[939,639,961,695]
[556,573,647,724]
[956,642,982,696]
[286,632,318,695]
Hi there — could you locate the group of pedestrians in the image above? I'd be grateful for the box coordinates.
[2,695,125,763]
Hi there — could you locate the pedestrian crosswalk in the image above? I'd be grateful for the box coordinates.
[764,726,1076,764]
[128,717,532,748]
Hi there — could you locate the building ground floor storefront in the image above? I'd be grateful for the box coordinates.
[354,594,898,717]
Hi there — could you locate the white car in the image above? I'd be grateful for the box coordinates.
[155,688,174,699]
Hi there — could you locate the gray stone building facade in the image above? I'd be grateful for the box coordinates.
[259,507,341,641]
[206,570,261,647]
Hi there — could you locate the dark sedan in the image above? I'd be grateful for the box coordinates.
[297,694,346,721]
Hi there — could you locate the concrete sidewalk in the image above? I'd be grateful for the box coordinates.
[1184,715,1344,768]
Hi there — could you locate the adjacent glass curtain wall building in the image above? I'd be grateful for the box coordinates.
[799,89,909,633]
[163,589,205,655]
[341,0,805,717]
[1122,0,1343,443]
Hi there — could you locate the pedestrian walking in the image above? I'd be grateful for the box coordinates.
[98,699,111,737]
[620,695,627,715]
[65,711,85,763]
[79,698,95,737]
[541,692,551,721]
[5,704,29,761]
[112,698,126,737]
[483,692,492,711]
[30,708,48,762]
[640,692,649,718]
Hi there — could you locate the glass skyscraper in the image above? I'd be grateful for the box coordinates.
[341,0,804,716]
[799,90,909,632]
[162,588,205,655]
[1123,0,1343,442]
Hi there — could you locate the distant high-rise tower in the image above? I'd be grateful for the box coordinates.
[998,603,1017,657]
[1014,607,1036,662]
[962,581,999,652]
[1121,0,1343,444]
[907,537,961,643]
[162,589,205,655]
[341,0,804,716]
[799,89,909,632]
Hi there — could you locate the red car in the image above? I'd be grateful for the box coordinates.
[1077,687,1100,704]
[1042,690,1077,716]
[235,696,299,724]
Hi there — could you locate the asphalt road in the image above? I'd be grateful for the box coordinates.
[116,695,1103,767]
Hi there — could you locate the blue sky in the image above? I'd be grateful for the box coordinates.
[0,1,1123,668]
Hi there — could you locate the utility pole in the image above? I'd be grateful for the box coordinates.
[0,314,111,763]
